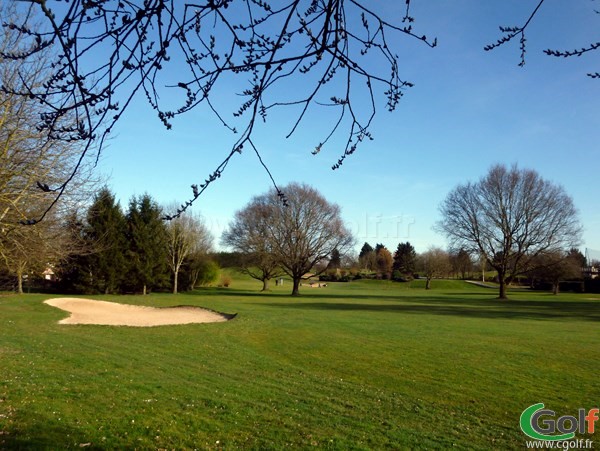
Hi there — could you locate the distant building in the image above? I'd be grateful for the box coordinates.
[583,266,598,279]
[43,267,55,281]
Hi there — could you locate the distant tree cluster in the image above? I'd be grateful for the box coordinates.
[449,249,474,280]
[526,248,587,295]
[358,241,417,280]
[57,189,216,295]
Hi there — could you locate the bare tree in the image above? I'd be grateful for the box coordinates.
[340,250,358,271]
[418,247,451,290]
[165,209,213,294]
[0,208,66,293]
[221,201,283,291]
[236,183,353,296]
[449,248,473,280]
[438,164,582,299]
[527,250,584,295]
[0,4,98,290]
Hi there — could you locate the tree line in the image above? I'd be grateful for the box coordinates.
[0,11,219,295]
[357,241,459,289]
[1,173,591,297]
[219,164,587,298]
[1,187,217,295]
[355,241,588,293]
[55,189,216,295]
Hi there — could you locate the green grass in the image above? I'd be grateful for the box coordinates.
[1,278,599,449]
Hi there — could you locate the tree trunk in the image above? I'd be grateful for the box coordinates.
[190,271,199,291]
[291,277,300,296]
[482,259,486,282]
[262,278,269,292]
[552,282,559,295]
[143,284,147,296]
[425,277,431,290]
[498,276,508,299]
[16,269,23,294]
[173,269,179,294]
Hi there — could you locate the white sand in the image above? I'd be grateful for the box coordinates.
[44,298,233,327]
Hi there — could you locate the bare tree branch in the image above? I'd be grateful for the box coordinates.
[2,1,435,221]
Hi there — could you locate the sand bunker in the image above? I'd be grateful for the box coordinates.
[44,298,234,327]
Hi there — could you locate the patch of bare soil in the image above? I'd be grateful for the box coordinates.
[44,298,235,327]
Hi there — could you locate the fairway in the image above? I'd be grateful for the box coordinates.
[1,279,599,449]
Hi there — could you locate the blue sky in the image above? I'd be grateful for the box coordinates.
[95,1,600,256]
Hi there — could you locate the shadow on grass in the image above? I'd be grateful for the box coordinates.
[1,414,104,451]
[186,287,491,301]
[259,298,600,322]
[186,287,600,322]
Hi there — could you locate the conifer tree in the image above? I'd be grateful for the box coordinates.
[126,194,168,295]
[393,242,417,276]
[55,212,93,293]
[359,243,373,260]
[358,242,376,271]
[86,188,127,294]
[328,249,342,270]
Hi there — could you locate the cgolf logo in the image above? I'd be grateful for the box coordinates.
[520,403,599,441]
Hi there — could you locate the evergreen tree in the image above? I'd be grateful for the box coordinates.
[393,242,417,276]
[358,242,376,271]
[328,249,341,270]
[374,243,386,254]
[86,188,127,294]
[567,248,587,268]
[358,242,373,260]
[126,194,168,295]
[55,212,93,293]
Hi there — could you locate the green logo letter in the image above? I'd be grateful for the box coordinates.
[520,403,576,441]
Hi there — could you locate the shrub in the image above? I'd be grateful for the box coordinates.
[392,270,414,282]
[319,269,351,282]
[220,274,232,288]
[195,260,220,287]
